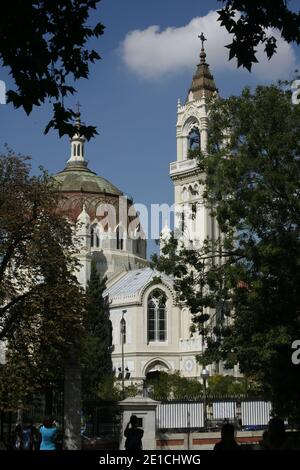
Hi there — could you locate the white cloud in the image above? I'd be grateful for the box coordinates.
[120,10,297,81]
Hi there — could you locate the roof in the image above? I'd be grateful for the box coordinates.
[54,161,123,196]
[105,267,173,303]
[187,48,217,101]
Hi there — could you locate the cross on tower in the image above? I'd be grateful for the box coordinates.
[75,101,82,115]
[198,32,207,50]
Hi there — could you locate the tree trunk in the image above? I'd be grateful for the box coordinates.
[63,356,82,450]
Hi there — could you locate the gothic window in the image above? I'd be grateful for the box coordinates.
[188,127,200,153]
[147,289,167,342]
[116,226,124,250]
[181,211,185,233]
[120,318,126,345]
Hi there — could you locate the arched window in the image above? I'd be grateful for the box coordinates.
[147,289,167,342]
[73,144,76,156]
[77,143,81,157]
[188,127,200,152]
[136,237,141,254]
[91,226,94,247]
[120,318,126,345]
[116,226,124,250]
[182,187,189,202]
[90,224,100,248]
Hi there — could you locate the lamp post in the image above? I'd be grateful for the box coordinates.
[120,309,127,399]
[201,367,210,432]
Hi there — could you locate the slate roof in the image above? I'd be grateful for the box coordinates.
[106,267,173,302]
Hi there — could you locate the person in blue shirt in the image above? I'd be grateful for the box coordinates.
[39,418,58,451]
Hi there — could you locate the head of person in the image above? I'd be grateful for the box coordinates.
[221,423,235,441]
[130,415,138,428]
[43,417,54,429]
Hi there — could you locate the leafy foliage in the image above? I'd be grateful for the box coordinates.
[94,375,140,403]
[153,83,300,422]
[217,1,300,70]
[0,151,84,409]
[0,1,104,138]
[207,375,260,396]
[147,371,203,400]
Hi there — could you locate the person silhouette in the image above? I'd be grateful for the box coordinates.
[124,415,144,451]
[14,424,23,450]
[214,423,241,451]
[261,417,291,450]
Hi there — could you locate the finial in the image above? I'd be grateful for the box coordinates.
[75,101,82,130]
[198,33,207,64]
[198,32,207,50]
[76,101,82,114]
[177,97,181,108]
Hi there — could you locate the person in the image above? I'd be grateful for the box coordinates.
[14,424,23,450]
[31,424,41,451]
[124,415,144,451]
[0,439,7,450]
[260,417,291,450]
[214,423,241,451]
[39,417,58,451]
[22,423,34,450]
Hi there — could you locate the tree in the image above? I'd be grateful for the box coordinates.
[207,375,257,396]
[0,1,104,138]
[153,83,300,423]
[81,262,113,411]
[217,0,300,71]
[147,372,203,400]
[0,150,84,409]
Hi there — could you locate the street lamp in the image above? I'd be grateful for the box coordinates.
[201,367,210,432]
[120,309,127,399]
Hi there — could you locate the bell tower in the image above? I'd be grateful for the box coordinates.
[170,34,218,248]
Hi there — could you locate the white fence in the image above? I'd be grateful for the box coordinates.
[156,399,272,431]
[241,401,271,427]
[157,402,204,430]
[213,401,236,420]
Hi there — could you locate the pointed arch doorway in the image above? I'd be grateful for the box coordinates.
[144,359,170,382]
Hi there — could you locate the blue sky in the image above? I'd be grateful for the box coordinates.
[1,0,300,256]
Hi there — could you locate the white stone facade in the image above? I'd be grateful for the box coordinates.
[71,44,239,383]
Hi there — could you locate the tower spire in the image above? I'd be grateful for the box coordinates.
[187,33,218,102]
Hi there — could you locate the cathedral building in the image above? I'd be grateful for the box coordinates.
[54,39,236,383]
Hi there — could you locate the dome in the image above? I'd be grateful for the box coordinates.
[54,161,122,196]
